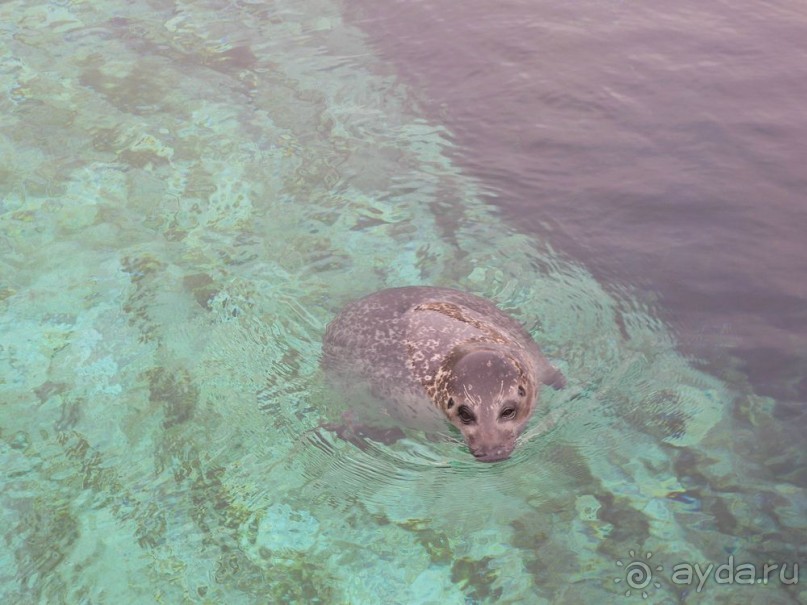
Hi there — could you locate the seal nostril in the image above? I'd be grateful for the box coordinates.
[472,447,511,462]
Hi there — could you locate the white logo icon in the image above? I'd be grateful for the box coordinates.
[614,550,663,598]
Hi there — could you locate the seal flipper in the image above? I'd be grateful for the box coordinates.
[319,420,406,450]
[543,365,567,390]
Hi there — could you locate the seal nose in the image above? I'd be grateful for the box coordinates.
[472,447,511,463]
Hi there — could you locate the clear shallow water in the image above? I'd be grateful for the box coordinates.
[0,2,803,605]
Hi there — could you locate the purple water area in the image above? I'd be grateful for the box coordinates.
[344,0,807,411]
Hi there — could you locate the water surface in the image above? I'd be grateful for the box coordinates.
[0,0,804,603]
[344,0,807,407]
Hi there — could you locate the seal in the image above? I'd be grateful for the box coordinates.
[321,286,565,462]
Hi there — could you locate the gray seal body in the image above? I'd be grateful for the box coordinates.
[321,286,565,462]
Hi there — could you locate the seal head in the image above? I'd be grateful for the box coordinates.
[433,344,537,462]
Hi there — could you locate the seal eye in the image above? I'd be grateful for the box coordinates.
[518,385,526,397]
[457,405,475,424]
[447,397,455,409]
[500,406,516,420]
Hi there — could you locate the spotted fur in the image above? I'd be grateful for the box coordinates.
[321,286,565,460]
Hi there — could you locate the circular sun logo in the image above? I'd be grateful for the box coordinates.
[614,550,663,598]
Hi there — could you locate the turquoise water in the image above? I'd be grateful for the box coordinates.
[0,1,802,603]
